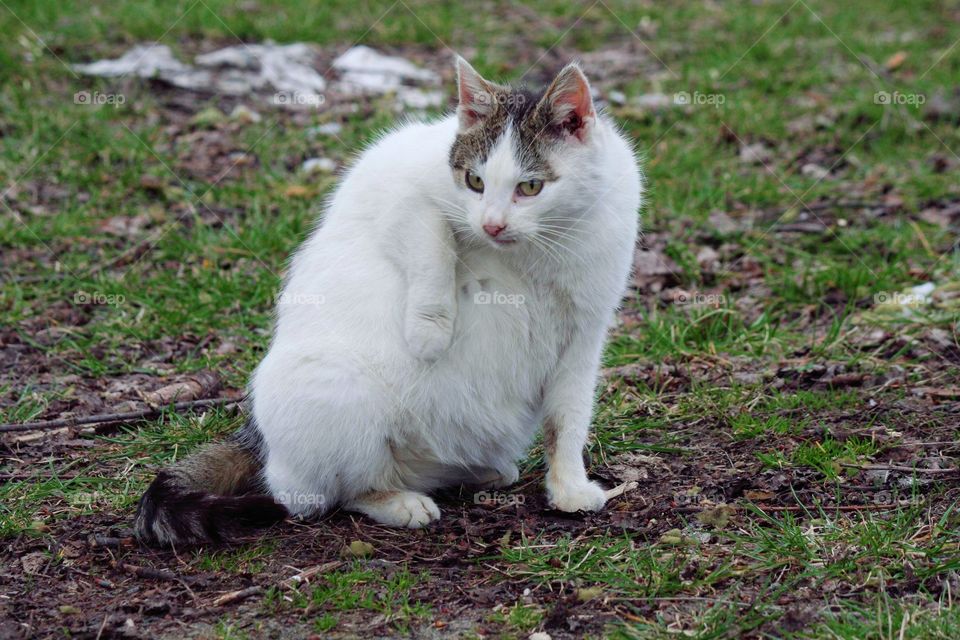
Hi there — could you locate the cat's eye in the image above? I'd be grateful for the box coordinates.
[516,179,544,197]
[465,170,484,193]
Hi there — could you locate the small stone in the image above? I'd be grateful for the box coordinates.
[190,106,226,127]
[607,90,626,105]
[308,122,343,137]
[708,210,739,234]
[739,142,772,165]
[229,104,262,124]
[301,157,337,174]
[633,93,673,109]
[801,163,830,180]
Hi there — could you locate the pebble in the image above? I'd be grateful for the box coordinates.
[301,157,337,174]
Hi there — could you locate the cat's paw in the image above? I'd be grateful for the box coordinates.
[547,479,607,513]
[356,491,441,528]
[404,308,454,362]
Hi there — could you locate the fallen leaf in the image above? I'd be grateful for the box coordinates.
[284,185,312,198]
[21,552,47,574]
[144,370,221,405]
[696,504,737,529]
[341,540,375,558]
[577,586,604,602]
[884,51,907,70]
[659,529,688,545]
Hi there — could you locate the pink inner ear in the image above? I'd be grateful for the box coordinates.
[557,78,593,120]
[549,71,594,140]
[457,61,492,129]
[459,108,481,129]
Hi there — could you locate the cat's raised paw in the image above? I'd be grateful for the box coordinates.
[404,308,454,362]
[547,480,607,513]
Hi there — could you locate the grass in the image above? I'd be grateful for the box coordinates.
[262,565,432,635]
[1,0,958,637]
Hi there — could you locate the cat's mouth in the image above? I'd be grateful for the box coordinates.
[488,235,518,247]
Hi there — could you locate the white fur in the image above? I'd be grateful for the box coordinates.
[251,71,642,526]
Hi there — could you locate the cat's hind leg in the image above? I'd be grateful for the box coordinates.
[346,490,441,528]
[470,463,520,489]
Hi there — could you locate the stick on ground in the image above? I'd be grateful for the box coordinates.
[0,398,239,433]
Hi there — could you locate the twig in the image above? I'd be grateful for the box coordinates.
[0,397,238,433]
[112,561,185,583]
[89,534,135,549]
[839,462,960,475]
[281,560,343,590]
[605,481,639,500]
[774,222,827,233]
[212,585,262,607]
[754,503,918,513]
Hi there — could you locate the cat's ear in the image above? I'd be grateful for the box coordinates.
[455,56,495,131]
[539,63,595,141]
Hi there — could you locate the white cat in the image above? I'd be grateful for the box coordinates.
[135,57,642,545]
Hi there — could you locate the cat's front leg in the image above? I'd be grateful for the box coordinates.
[542,327,608,512]
[401,211,459,362]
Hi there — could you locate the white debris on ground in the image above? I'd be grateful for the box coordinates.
[875,282,937,317]
[307,122,343,137]
[332,45,443,110]
[228,104,262,124]
[631,92,674,110]
[331,45,437,91]
[75,43,663,115]
[300,157,337,174]
[195,43,327,97]
[73,43,443,111]
[72,44,210,91]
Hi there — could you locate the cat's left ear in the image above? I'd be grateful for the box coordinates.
[539,63,595,142]
[455,56,495,132]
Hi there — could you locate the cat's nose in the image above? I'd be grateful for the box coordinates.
[483,223,507,237]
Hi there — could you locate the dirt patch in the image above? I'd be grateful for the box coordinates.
[2,389,958,639]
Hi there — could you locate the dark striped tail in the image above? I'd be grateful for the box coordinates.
[134,423,287,546]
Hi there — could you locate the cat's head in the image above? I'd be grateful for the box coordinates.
[448,57,601,250]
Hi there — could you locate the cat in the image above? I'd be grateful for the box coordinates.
[134,56,643,545]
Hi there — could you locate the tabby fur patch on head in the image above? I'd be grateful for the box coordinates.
[449,57,596,184]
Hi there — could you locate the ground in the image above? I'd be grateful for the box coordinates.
[1,0,959,638]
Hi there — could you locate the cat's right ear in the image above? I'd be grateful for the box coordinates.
[455,56,494,131]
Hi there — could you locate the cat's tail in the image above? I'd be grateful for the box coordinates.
[133,419,288,547]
